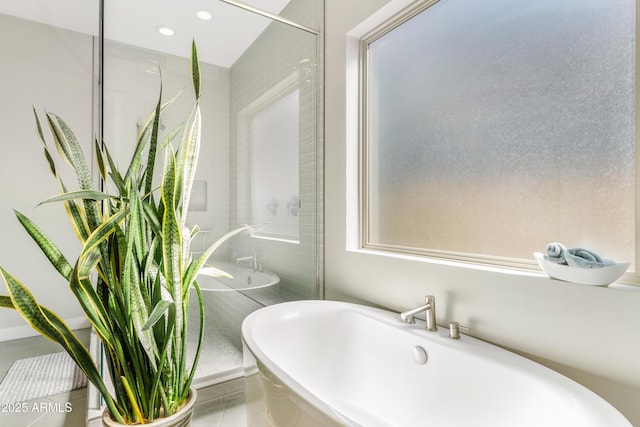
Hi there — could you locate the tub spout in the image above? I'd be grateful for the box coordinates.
[235,255,257,270]
[400,295,437,331]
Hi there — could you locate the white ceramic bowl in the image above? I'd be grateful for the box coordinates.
[533,252,630,287]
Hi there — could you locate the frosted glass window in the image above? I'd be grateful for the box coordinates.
[364,0,635,267]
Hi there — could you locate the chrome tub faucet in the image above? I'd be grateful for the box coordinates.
[235,254,257,269]
[400,295,437,331]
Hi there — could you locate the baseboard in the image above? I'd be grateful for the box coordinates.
[0,316,90,342]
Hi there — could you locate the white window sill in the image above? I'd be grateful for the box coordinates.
[348,246,640,291]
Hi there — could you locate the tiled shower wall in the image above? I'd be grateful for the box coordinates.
[102,41,231,251]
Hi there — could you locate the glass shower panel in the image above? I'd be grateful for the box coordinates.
[228,13,320,354]
[230,15,319,303]
[101,0,321,387]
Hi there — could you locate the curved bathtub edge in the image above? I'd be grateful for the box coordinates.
[241,300,632,427]
[242,332,357,427]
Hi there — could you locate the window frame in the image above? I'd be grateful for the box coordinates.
[357,0,640,281]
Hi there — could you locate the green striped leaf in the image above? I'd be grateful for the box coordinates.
[45,112,73,171]
[127,252,158,370]
[191,40,201,100]
[33,108,58,177]
[144,84,163,197]
[183,225,251,291]
[160,144,184,381]
[157,122,184,153]
[71,256,112,341]
[101,141,126,195]
[94,139,107,181]
[45,113,94,192]
[14,210,72,280]
[174,42,202,226]
[58,181,91,243]
[125,182,147,265]
[197,266,232,279]
[0,295,14,309]
[46,113,102,233]
[0,269,57,342]
[63,198,90,242]
[126,88,183,185]
[142,200,162,237]
[0,267,124,422]
[160,147,180,294]
[79,208,128,260]
[142,300,173,331]
[37,189,116,207]
[39,304,124,423]
[182,279,203,398]
[175,104,201,224]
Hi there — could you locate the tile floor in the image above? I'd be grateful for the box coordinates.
[0,330,248,426]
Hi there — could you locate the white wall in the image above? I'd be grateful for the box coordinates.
[0,15,94,340]
[324,0,640,424]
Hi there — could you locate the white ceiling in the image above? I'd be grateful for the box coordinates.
[0,0,291,67]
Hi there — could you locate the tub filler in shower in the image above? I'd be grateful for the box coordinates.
[241,300,630,427]
[197,261,280,292]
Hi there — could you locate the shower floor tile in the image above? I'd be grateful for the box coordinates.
[188,325,243,381]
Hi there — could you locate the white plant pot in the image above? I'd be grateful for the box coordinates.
[102,388,197,427]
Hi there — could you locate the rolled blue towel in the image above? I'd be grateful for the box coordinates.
[543,242,615,268]
[564,248,615,268]
[544,242,568,265]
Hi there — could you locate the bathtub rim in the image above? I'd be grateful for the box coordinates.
[241,299,632,427]
[242,300,374,426]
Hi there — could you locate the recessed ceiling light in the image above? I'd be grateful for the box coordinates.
[196,10,213,21]
[156,25,175,36]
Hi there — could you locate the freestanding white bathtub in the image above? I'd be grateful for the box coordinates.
[242,300,630,427]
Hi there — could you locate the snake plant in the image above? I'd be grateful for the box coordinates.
[0,42,246,424]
